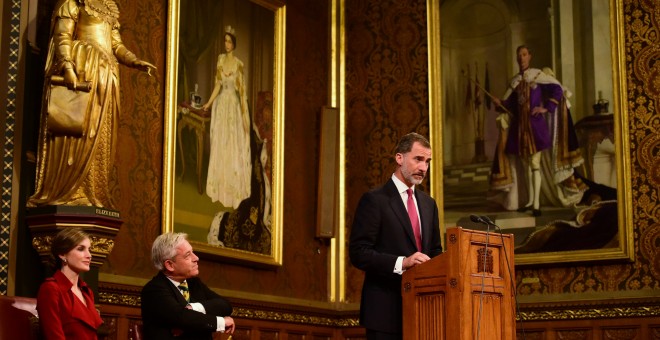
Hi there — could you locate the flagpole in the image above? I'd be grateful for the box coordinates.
[462,75,512,115]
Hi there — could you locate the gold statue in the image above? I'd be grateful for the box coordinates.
[28,0,155,209]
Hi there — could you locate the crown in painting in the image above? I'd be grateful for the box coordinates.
[225,25,236,36]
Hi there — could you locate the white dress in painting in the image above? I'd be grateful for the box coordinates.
[206,53,252,209]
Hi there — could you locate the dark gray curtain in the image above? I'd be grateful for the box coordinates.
[177,0,224,101]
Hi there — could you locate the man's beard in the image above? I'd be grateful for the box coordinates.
[401,165,424,185]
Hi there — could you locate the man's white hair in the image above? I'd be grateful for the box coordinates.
[151,232,188,271]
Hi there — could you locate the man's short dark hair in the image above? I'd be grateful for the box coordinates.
[395,132,431,154]
[516,45,531,54]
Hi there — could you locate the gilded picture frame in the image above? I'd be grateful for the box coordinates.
[163,0,285,266]
[428,0,633,265]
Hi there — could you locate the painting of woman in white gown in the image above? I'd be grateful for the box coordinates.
[168,0,282,263]
[201,26,272,254]
[202,27,252,209]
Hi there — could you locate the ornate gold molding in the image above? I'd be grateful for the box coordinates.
[519,305,660,321]
[32,235,114,254]
[31,236,53,253]
[519,296,660,321]
[232,307,359,327]
[98,292,141,307]
[89,235,115,254]
[31,232,117,266]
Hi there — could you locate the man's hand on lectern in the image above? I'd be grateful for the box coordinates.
[403,252,431,270]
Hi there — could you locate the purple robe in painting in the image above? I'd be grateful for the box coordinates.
[501,68,564,157]
[489,67,586,210]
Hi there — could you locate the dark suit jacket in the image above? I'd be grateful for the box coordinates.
[141,272,233,340]
[36,270,103,340]
[349,179,442,333]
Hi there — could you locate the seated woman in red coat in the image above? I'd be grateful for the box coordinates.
[37,228,103,340]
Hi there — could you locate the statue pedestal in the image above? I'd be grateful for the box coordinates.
[26,205,123,268]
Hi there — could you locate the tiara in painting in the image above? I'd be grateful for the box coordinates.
[225,25,236,36]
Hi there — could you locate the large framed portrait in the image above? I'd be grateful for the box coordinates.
[428,0,633,265]
[163,0,285,266]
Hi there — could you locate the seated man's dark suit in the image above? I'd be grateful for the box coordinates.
[141,271,232,340]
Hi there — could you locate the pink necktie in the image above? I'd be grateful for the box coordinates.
[406,189,422,251]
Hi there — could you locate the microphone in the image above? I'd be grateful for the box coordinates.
[470,215,484,223]
[471,214,498,227]
[469,214,486,225]
[473,215,492,340]
[480,215,497,227]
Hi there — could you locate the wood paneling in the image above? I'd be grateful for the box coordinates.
[517,317,660,340]
[98,303,362,340]
[97,301,660,340]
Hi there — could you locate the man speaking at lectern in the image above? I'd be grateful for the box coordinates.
[349,132,443,340]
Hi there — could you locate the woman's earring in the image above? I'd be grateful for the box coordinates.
[62,257,67,265]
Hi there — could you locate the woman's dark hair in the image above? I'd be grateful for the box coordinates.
[226,33,237,49]
[51,227,90,268]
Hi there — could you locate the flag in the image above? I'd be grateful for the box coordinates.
[485,62,491,110]
[464,64,472,109]
[474,62,482,110]
[474,62,483,141]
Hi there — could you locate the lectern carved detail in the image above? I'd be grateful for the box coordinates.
[477,247,494,274]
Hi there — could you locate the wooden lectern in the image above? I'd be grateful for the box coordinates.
[402,227,516,339]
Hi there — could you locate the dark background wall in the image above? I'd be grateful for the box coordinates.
[344,0,432,304]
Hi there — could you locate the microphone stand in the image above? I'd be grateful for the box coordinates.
[480,215,526,340]
[472,215,490,340]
